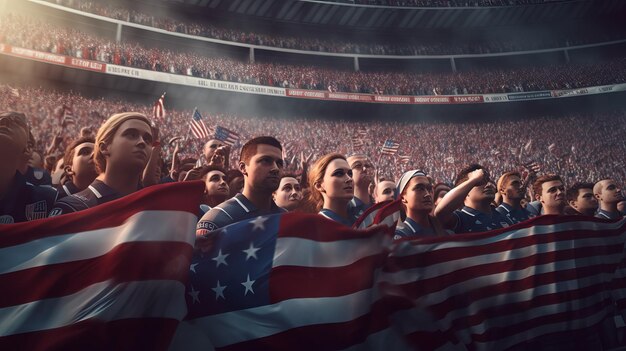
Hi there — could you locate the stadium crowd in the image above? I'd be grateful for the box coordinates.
[3,14,626,96]
[2,84,625,190]
[42,0,625,55]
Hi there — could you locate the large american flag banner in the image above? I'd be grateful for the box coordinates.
[177,212,626,350]
[0,181,204,351]
[381,215,626,350]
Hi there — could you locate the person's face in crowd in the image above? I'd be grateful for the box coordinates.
[28,151,43,169]
[569,188,597,214]
[203,139,224,162]
[241,144,283,193]
[596,180,623,205]
[375,180,396,203]
[103,119,153,173]
[67,142,97,181]
[317,158,353,202]
[539,180,566,209]
[229,176,244,197]
[467,175,495,204]
[204,170,229,197]
[434,189,448,207]
[51,158,65,185]
[402,176,433,213]
[348,156,374,189]
[501,175,524,200]
[0,112,29,171]
[274,177,302,211]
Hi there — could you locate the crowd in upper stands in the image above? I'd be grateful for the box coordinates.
[42,0,625,55]
[2,14,626,96]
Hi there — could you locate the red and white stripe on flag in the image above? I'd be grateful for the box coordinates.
[153,93,166,120]
[190,109,210,139]
[0,181,204,351]
[380,215,626,350]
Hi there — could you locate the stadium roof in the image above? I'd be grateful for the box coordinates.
[163,0,626,30]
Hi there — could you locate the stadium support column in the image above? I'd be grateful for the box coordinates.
[250,47,255,64]
[116,23,123,43]
[354,57,360,72]
[563,49,570,64]
[450,58,457,73]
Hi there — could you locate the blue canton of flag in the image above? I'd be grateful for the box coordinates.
[186,215,279,317]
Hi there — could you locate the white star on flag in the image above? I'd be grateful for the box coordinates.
[190,263,198,273]
[188,285,200,304]
[250,216,268,231]
[242,242,260,261]
[212,249,229,267]
[212,280,227,300]
[241,274,255,296]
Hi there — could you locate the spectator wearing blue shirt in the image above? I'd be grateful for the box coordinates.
[495,171,534,224]
[0,111,57,224]
[532,174,567,216]
[197,137,285,233]
[593,179,624,220]
[394,170,446,239]
[435,164,513,234]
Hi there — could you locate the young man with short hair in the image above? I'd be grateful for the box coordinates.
[495,171,534,224]
[197,136,285,234]
[565,182,597,217]
[435,164,513,234]
[532,174,567,215]
[594,179,624,220]
[346,154,374,217]
[57,136,98,199]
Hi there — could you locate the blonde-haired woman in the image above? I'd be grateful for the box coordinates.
[306,153,356,226]
[49,112,154,216]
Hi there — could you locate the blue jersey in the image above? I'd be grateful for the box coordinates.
[49,180,120,216]
[595,209,622,220]
[319,209,357,227]
[0,172,57,224]
[197,193,285,235]
[453,206,514,234]
[56,181,80,200]
[24,166,52,187]
[348,196,372,220]
[394,217,436,240]
[495,203,534,224]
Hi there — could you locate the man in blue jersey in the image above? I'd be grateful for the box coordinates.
[346,154,374,218]
[0,111,57,224]
[196,136,286,236]
[495,171,534,224]
[532,174,567,216]
[435,164,513,234]
[594,179,624,220]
